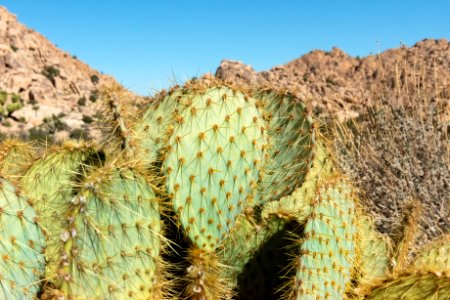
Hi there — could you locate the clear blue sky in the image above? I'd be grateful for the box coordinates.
[2,1,449,95]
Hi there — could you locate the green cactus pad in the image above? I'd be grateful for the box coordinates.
[292,178,356,300]
[221,214,285,277]
[21,141,103,276]
[262,140,333,223]
[354,214,391,287]
[256,89,315,204]
[162,84,267,251]
[133,87,182,164]
[366,273,450,300]
[413,233,450,277]
[0,177,46,299]
[45,162,163,299]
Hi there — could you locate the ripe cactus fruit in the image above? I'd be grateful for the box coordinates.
[162,83,267,251]
[365,273,450,299]
[20,141,103,277]
[0,177,46,299]
[256,89,315,204]
[42,160,164,299]
[0,139,36,181]
[291,177,356,300]
[413,233,450,277]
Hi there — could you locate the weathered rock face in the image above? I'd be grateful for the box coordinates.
[0,6,122,140]
[215,39,450,122]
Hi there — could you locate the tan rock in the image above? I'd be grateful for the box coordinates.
[0,5,132,140]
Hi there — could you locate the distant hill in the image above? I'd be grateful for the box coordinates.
[0,6,133,141]
[1,4,448,141]
[215,38,450,122]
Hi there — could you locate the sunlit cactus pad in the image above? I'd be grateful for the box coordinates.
[0,177,46,299]
[162,84,267,251]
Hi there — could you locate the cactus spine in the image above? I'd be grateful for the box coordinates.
[257,89,315,204]
[0,177,46,299]
[41,160,164,299]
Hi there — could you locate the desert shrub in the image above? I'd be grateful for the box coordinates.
[41,65,60,84]
[77,97,86,106]
[42,114,69,133]
[82,115,93,124]
[69,128,90,140]
[89,90,98,103]
[28,127,53,142]
[11,94,21,103]
[90,74,100,85]
[333,102,449,247]
[0,91,7,104]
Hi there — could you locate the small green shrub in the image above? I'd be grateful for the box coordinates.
[41,65,60,83]
[0,91,7,104]
[28,127,52,142]
[89,91,98,103]
[77,97,86,106]
[90,75,100,85]
[82,115,93,124]
[69,128,90,140]
[11,94,21,103]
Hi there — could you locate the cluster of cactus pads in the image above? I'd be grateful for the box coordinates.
[0,80,448,299]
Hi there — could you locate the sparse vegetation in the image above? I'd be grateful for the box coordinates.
[41,65,60,84]
[82,115,93,124]
[69,128,90,139]
[27,127,52,142]
[42,114,69,133]
[77,96,86,106]
[90,74,100,85]
[89,90,98,102]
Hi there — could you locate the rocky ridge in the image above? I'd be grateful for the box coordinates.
[215,39,450,122]
[0,6,131,141]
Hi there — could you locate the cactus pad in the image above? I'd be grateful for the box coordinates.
[414,233,450,277]
[0,177,45,299]
[44,162,163,299]
[292,177,356,300]
[162,84,267,251]
[256,89,315,204]
[366,273,450,300]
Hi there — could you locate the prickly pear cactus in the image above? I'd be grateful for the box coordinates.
[133,86,182,164]
[365,273,450,300]
[355,215,392,287]
[162,83,267,251]
[221,213,285,278]
[262,139,332,224]
[0,177,46,299]
[21,141,102,277]
[291,177,356,300]
[256,89,315,204]
[413,233,450,277]
[41,160,164,299]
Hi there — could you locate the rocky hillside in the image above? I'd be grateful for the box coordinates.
[215,39,450,122]
[0,6,128,141]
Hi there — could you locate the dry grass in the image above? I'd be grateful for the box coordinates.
[332,49,450,249]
